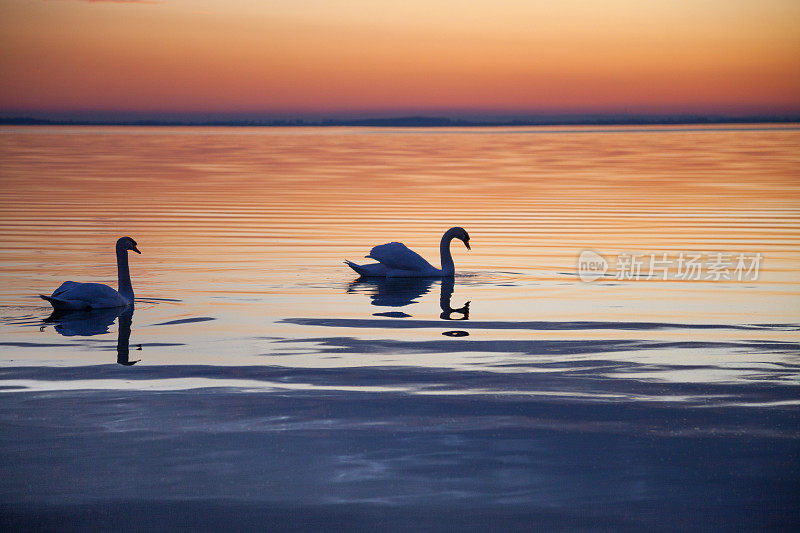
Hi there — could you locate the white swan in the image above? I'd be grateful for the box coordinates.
[345,227,470,277]
[40,237,141,311]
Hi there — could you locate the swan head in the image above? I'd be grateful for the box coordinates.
[448,227,470,250]
[116,236,141,254]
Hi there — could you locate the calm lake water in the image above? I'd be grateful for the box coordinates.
[1,125,799,530]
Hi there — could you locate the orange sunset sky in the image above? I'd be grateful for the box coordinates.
[1,0,799,119]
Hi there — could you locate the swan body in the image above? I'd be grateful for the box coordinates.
[42,282,130,310]
[345,227,469,278]
[40,237,141,311]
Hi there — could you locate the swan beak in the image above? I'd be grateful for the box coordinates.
[465,241,471,250]
[132,245,141,254]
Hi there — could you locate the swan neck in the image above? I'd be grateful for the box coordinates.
[440,232,455,276]
[116,245,134,302]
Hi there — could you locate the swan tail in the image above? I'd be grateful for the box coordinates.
[40,294,65,308]
[344,260,366,276]
[344,260,388,277]
[40,294,88,311]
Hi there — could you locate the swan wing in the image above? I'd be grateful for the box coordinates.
[52,281,82,298]
[367,242,436,272]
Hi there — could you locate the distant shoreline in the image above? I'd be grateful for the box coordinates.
[2,115,800,128]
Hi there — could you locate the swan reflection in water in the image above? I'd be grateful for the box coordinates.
[347,276,470,322]
[41,307,140,365]
[439,277,469,321]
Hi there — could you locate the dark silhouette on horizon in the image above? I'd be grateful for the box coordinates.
[3,114,800,128]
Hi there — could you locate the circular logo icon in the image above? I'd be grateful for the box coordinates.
[578,250,608,282]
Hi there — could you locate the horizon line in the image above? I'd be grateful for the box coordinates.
[2,113,800,128]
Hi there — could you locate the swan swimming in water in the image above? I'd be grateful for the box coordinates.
[345,227,470,277]
[40,236,141,311]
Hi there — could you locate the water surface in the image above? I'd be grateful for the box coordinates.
[1,125,799,530]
